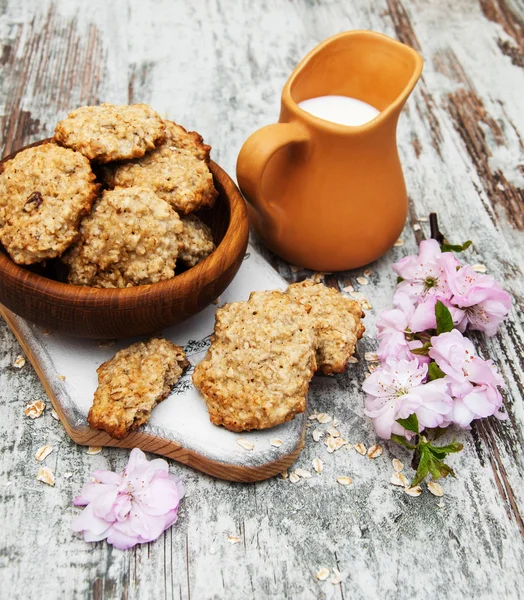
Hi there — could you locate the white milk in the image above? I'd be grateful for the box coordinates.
[298,95,380,126]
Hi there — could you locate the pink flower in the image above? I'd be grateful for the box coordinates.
[72,448,184,550]
[363,357,452,439]
[445,265,511,336]
[392,239,460,304]
[429,330,505,427]
[376,293,434,363]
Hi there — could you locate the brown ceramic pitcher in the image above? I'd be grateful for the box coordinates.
[236,30,423,271]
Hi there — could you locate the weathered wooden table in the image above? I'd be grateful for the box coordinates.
[1,1,523,598]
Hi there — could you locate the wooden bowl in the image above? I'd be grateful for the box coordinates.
[0,140,249,339]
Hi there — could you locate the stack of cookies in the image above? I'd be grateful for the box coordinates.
[0,103,217,287]
[193,280,365,432]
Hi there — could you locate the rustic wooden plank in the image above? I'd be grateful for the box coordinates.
[1,0,523,599]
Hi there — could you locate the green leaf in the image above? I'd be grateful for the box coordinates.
[391,434,416,450]
[441,240,472,253]
[411,447,432,487]
[396,413,419,434]
[429,441,463,455]
[435,300,454,335]
[411,342,431,356]
[428,362,446,381]
[397,276,404,284]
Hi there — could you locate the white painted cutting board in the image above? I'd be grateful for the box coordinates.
[0,246,305,481]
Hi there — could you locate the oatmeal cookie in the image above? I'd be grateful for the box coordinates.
[62,186,183,288]
[161,120,211,162]
[103,147,217,215]
[286,280,365,375]
[0,143,98,264]
[54,103,165,162]
[179,214,215,268]
[192,291,317,432]
[88,338,189,439]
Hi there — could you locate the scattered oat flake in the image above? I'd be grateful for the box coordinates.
[354,443,367,456]
[324,436,338,453]
[367,444,383,459]
[419,216,429,222]
[347,356,359,364]
[289,472,300,483]
[24,400,45,419]
[390,472,410,487]
[295,468,312,479]
[316,568,330,581]
[97,339,117,348]
[280,470,289,480]
[392,458,404,472]
[57,375,66,381]
[312,458,323,474]
[308,413,319,421]
[236,439,254,451]
[270,438,283,448]
[472,263,487,273]
[317,413,332,424]
[363,269,372,277]
[437,500,445,508]
[36,466,55,486]
[12,355,26,369]
[337,476,353,486]
[87,446,103,455]
[361,299,372,310]
[327,426,340,438]
[312,429,324,442]
[356,276,368,285]
[368,363,378,373]
[394,238,405,247]
[51,410,60,421]
[364,352,379,362]
[349,291,365,301]
[63,472,73,480]
[342,285,354,293]
[413,223,421,231]
[331,567,342,585]
[427,481,444,497]
[404,486,422,497]
[227,535,240,545]
[35,445,53,462]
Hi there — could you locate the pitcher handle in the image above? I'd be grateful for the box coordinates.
[236,122,309,217]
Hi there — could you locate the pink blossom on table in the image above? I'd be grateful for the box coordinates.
[376,293,434,363]
[413,377,454,429]
[429,329,506,427]
[392,239,460,304]
[72,448,184,550]
[428,329,477,385]
[445,264,511,336]
[363,357,452,439]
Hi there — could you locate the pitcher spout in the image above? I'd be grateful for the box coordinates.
[284,30,423,127]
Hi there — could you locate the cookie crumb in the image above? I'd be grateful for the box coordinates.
[12,355,26,369]
[24,400,45,419]
[36,466,55,486]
